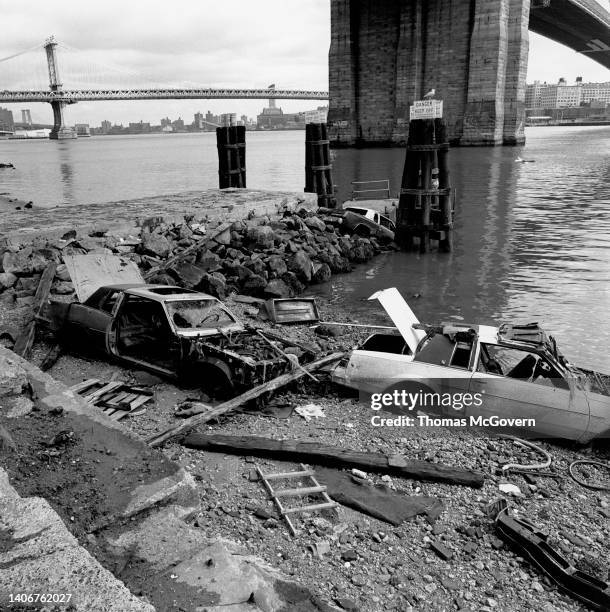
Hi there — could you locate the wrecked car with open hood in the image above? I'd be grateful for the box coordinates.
[332,288,610,443]
[57,284,308,396]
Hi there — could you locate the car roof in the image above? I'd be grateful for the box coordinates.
[99,284,216,302]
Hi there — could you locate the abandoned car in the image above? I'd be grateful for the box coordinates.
[317,206,396,241]
[59,284,308,395]
[332,288,610,442]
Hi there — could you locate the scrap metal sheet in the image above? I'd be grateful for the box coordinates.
[63,254,144,302]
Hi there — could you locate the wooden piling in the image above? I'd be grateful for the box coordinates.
[396,116,454,252]
[305,123,336,208]
[216,125,246,189]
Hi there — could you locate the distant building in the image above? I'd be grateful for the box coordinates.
[75,123,91,136]
[0,107,14,132]
[160,117,172,128]
[297,106,328,124]
[21,109,32,126]
[128,121,151,133]
[194,112,204,129]
[526,79,610,109]
[220,113,237,126]
[172,117,185,131]
[257,106,285,128]
[100,120,112,133]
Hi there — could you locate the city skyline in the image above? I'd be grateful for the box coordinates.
[1,0,609,125]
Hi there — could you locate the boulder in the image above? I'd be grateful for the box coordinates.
[2,248,57,275]
[198,272,227,299]
[242,273,267,296]
[139,232,172,259]
[169,262,207,289]
[312,262,331,284]
[55,264,71,282]
[0,272,17,290]
[246,225,275,249]
[196,250,222,272]
[304,216,326,232]
[266,255,287,277]
[263,279,292,299]
[280,271,306,296]
[0,289,16,307]
[147,273,174,286]
[51,281,75,295]
[15,276,40,293]
[287,251,312,283]
[244,257,266,277]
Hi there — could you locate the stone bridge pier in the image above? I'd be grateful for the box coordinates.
[328,0,530,147]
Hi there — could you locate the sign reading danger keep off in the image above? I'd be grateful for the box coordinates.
[410,100,443,120]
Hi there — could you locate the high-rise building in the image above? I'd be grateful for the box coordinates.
[172,117,185,131]
[21,109,32,126]
[100,120,112,133]
[160,117,172,128]
[220,113,237,126]
[0,107,14,131]
[194,112,204,129]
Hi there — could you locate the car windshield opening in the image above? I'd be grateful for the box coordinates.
[166,300,237,330]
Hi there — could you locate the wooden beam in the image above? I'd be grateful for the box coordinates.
[13,263,57,359]
[146,352,344,448]
[181,434,485,488]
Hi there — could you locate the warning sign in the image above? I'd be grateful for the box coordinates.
[410,100,443,120]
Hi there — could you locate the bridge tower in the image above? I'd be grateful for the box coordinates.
[328,0,530,147]
[44,36,76,140]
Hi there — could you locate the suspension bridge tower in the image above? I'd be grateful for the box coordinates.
[44,36,76,139]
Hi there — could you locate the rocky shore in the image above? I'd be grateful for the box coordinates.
[1,189,608,612]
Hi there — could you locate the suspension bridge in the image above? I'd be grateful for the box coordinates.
[0,37,329,139]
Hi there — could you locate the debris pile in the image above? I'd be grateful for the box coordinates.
[0,208,389,319]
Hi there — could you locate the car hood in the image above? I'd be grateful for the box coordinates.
[368,287,426,355]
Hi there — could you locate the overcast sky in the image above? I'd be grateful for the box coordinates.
[1,0,609,126]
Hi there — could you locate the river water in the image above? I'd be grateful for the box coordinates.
[1,127,609,369]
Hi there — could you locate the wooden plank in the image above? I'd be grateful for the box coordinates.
[69,379,100,394]
[128,395,151,410]
[274,485,327,497]
[283,502,337,514]
[146,352,345,448]
[182,434,485,488]
[83,381,124,403]
[105,391,131,407]
[265,470,315,480]
[40,344,63,372]
[13,263,57,359]
[117,393,138,408]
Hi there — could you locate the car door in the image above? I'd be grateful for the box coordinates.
[468,343,589,440]
[64,288,121,354]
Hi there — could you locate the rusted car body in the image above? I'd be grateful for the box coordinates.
[332,288,610,442]
[317,206,395,241]
[60,284,297,395]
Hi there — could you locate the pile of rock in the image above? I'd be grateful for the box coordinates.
[144,209,387,299]
[0,208,389,311]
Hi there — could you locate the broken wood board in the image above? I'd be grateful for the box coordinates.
[13,263,57,359]
[146,352,345,448]
[181,434,485,488]
[63,254,144,302]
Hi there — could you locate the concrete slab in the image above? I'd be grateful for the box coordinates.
[0,189,317,243]
[0,469,153,612]
[0,347,198,532]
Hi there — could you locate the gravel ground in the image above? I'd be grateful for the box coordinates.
[30,294,610,612]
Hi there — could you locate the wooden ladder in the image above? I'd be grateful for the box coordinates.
[256,463,337,536]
